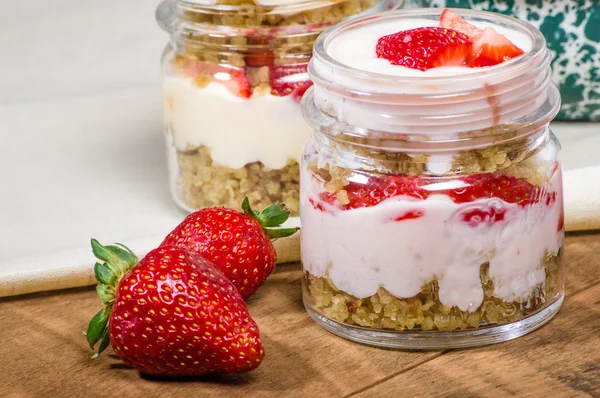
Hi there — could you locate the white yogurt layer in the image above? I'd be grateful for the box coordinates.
[163,77,312,170]
[327,18,533,77]
[301,168,563,312]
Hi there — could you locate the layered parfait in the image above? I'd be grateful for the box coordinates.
[301,10,564,338]
[159,0,387,214]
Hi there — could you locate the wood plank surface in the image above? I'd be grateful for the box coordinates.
[1,232,599,398]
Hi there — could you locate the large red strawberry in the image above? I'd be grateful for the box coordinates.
[160,199,298,300]
[439,9,524,67]
[181,60,252,98]
[376,27,472,71]
[269,64,313,101]
[86,241,265,376]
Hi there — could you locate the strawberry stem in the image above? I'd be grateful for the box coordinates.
[241,197,299,240]
[86,239,138,358]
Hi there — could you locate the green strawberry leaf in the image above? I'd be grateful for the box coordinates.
[258,202,290,227]
[264,227,299,240]
[91,239,138,276]
[90,239,138,285]
[96,283,115,305]
[241,197,258,221]
[92,328,111,359]
[86,307,110,349]
[94,262,115,285]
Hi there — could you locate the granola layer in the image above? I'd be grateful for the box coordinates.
[177,146,300,214]
[304,252,562,332]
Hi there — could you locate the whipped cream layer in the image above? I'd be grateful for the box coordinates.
[164,76,312,169]
[309,11,552,135]
[301,164,563,312]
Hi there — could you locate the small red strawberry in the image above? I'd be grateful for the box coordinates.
[86,241,264,376]
[376,27,472,71]
[269,64,313,101]
[439,9,483,40]
[469,27,525,67]
[182,60,252,98]
[160,199,298,300]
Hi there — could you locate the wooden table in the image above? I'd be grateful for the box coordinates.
[1,233,599,398]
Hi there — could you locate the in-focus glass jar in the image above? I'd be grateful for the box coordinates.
[300,9,565,349]
[156,0,402,215]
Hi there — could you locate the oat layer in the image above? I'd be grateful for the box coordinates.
[176,146,300,214]
[304,252,562,332]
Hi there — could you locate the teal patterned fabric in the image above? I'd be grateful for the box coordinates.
[419,0,600,121]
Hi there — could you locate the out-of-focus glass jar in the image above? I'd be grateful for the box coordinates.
[300,9,565,349]
[156,0,402,215]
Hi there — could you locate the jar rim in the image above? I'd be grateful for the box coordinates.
[311,8,547,86]
[305,8,560,141]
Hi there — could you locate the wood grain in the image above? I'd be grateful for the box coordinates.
[1,232,599,398]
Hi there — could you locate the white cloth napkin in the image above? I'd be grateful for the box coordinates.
[0,233,300,298]
[563,165,600,232]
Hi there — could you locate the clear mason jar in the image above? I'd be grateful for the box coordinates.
[156,0,402,215]
[300,9,565,349]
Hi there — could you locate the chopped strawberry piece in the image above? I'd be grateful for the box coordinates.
[439,9,483,40]
[461,207,506,227]
[469,27,525,67]
[269,63,312,101]
[245,36,275,67]
[395,210,425,222]
[557,212,564,232]
[182,61,252,99]
[376,27,472,71]
[319,175,428,210]
[312,173,557,228]
[445,174,542,206]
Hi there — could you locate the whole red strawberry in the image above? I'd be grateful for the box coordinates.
[376,27,472,71]
[86,241,265,376]
[160,198,298,300]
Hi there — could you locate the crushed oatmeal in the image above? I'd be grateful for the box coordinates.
[305,251,562,331]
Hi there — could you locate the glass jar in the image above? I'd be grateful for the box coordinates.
[156,0,402,215]
[300,9,565,349]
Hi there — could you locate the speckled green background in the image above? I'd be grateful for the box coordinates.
[419,0,600,121]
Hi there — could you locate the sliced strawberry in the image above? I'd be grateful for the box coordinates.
[460,207,506,227]
[557,212,564,232]
[394,209,425,222]
[439,9,483,40]
[182,60,252,99]
[469,27,525,67]
[319,175,429,210]
[245,36,274,67]
[313,173,556,228]
[376,27,472,71]
[445,174,542,206]
[269,63,313,101]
